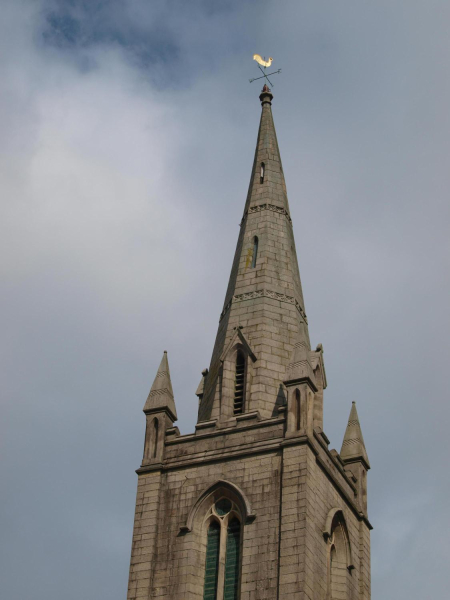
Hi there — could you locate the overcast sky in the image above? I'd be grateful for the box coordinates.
[1,1,449,598]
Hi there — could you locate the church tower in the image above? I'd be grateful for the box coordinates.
[126,86,372,600]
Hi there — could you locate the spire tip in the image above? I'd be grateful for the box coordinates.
[259,84,273,106]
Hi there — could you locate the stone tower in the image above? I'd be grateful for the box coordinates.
[126,86,372,600]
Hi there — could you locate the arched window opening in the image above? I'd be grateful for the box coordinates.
[327,516,351,600]
[260,162,265,184]
[251,236,258,269]
[224,519,241,600]
[233,351,246,415]
[295,389,301,431]
[189,487,248,600]
[151,418,158,459]
[204,521,221,600]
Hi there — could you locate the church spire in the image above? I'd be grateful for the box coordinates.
[198,87,315,423]
[143,351,177,421]
[340,402,370,468]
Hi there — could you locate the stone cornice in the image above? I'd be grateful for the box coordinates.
[283,375,318,393]
[166,415,285,445]
[220,288,308,322]
[138,438,283,474]
[240,202,292,226]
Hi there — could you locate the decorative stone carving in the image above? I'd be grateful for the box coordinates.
[219,289,308,322]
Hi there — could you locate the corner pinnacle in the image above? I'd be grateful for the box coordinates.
[143,351,178,421]
[340,402,370,468]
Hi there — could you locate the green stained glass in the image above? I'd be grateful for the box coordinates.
[204,521,220,600]
[224,519,241,600]
[215,498,232,516]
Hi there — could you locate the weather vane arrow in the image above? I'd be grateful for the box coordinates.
[249,54,282,87]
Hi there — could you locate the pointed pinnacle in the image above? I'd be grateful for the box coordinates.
[143,351,178,421]
[340,402,370,468]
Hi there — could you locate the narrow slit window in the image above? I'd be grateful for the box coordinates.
[260,162,265,184]
[204,521,221,600]
[251,236,258,269]
[233,351,246,415]
[296,389,301,431]
[151,418,158,458]
[224,519,241,600]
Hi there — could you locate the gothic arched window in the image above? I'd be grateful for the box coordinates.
[251,236,258,269]
[260,162,265,184]
[326,511,353,600]
[233,351,246,415]
[202,499,242,600]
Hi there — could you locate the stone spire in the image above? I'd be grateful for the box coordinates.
[143,351,177,421]
[340,402,370,468]
[198,86,314,422]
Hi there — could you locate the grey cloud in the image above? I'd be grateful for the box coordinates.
[1,0,449,598]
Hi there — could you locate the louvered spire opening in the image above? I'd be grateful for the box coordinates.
[233,351,246,415]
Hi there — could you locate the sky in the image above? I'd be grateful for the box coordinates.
[1,0,449,598]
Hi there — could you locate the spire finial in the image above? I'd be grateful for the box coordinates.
[260,84,273,106]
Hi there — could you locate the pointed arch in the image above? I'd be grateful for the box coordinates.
[323,508,354,570]
[180,480,255,534]
[218,329,256,421]
[324,509,354,600]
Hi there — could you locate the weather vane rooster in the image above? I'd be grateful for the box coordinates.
[249,54,281,87]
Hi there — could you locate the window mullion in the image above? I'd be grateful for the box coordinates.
[216,520,227,600]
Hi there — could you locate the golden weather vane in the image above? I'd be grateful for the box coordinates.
[249,54,282,87]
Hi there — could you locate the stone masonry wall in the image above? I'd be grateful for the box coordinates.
[127,428,370,600]
[148,451,282,600]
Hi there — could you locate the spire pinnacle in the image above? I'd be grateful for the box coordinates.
[143,351,177,421]
[340,402,370,468]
